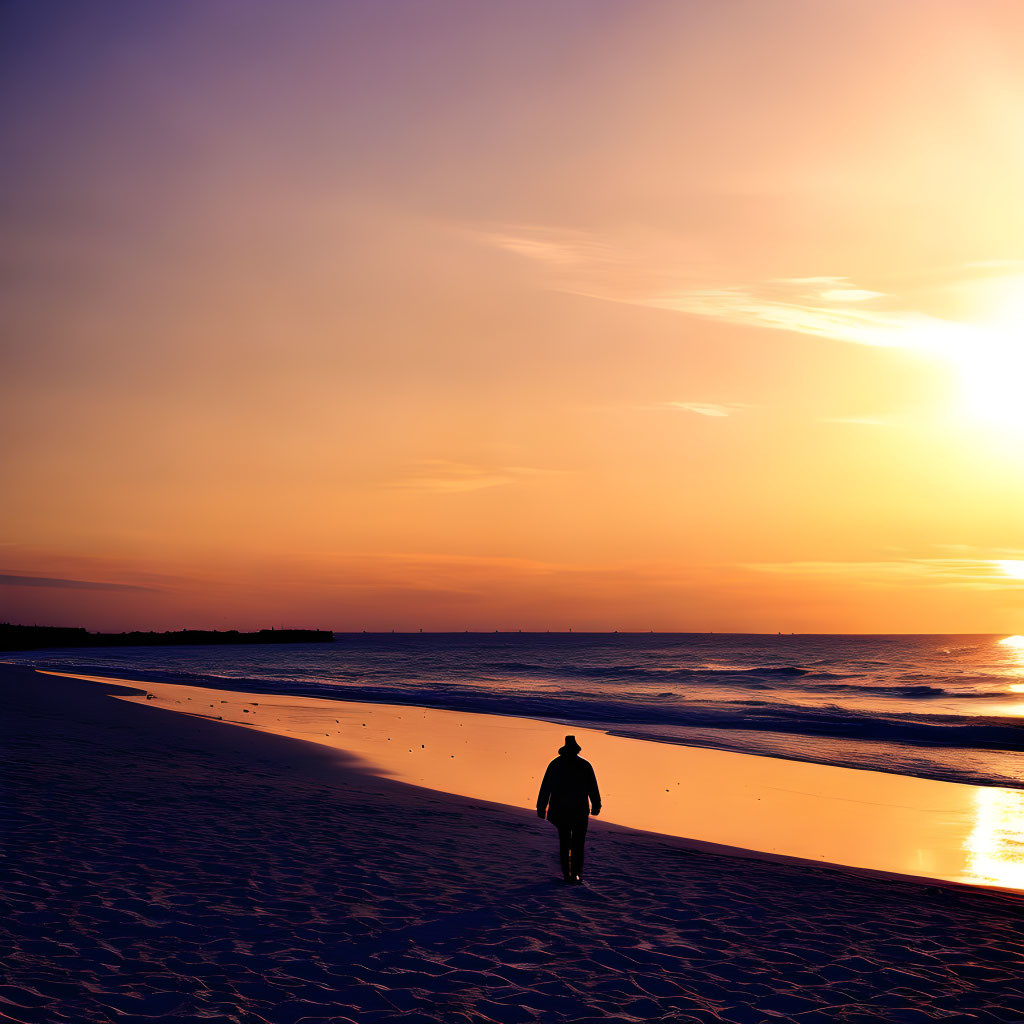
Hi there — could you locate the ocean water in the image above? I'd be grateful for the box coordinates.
[8,633,1024,790]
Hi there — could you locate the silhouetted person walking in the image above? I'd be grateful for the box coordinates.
[536,735,601,884]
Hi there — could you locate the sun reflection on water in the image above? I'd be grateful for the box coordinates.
[998,636,1024,696]
[964,786,1024,889]
[960,637,1024,885]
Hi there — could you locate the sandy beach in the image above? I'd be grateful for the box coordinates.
[3,665,1024,1023]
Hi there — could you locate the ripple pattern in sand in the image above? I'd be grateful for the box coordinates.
[2,671,1023,1024]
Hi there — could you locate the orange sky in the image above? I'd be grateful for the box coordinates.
[3,0,1024,632]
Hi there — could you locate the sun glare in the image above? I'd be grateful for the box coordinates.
[995,561,1024,580]
[953,279,1024,432]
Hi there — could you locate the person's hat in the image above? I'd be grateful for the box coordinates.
[559,734,582,754]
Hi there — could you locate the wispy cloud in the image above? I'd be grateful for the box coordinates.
[742,559,1024,590]
[961,259,1024,273]
[470,224,979,358]
[819,287,884,303]
[662,401,747,418]
[819,415,889,426]
[386,459,561,494]
[774,276,883,302]
[0,573,157,592]
[308,551,712,602]
[469,224,620,269]
[640,285,962,354]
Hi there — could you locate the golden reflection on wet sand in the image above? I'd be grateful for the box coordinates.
[46,670,1024,892]
[964,787,1024,890]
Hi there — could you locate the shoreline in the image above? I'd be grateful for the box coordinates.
[42,668,1024,895]
[8,640,1024,797]
[4,664,1024,1021]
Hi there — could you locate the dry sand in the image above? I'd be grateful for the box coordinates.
[2,665,1023,1023]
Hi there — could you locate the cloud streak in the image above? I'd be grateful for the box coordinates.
[662,401,747,418]
[640,286,963,354]
[469,225,621,269]
[742,559,1024,590]
[0,573,157,592]
[819,416,889,426]
[471,225,979,359]
[386,460,562,494]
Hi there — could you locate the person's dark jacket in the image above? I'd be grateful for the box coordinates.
[536,753,601,827]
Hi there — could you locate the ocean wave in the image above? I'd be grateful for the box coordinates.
[47,661,1024,757]
[481,661,816,682]
[479,661,1015,700]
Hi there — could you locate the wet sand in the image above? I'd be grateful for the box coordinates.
[3,665,1023,1023]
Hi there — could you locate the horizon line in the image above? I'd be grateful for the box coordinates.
[3,624,1014,638]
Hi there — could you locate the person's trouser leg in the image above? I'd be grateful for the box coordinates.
[558,817,589,880]
[558,826,572,879]
[571,817,589,879]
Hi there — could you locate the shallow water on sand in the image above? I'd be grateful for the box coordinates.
[10,632,1024,789]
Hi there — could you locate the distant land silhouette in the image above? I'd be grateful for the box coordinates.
[0,624,334,652]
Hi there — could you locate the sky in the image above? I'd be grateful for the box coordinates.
[3,0,1024,632]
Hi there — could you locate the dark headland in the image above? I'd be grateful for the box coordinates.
[0,623,334,651]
